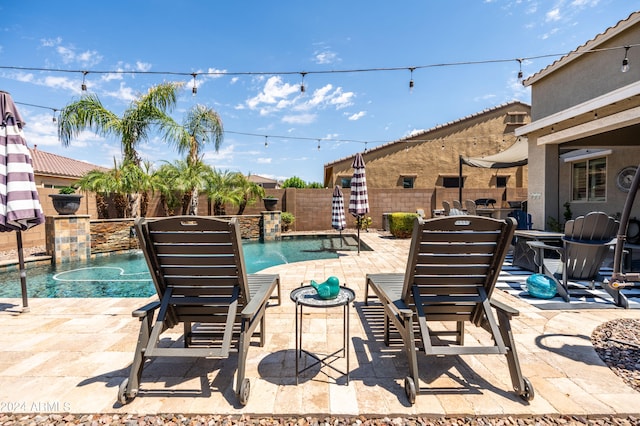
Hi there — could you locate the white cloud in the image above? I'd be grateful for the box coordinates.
[282,113,316,124]
[314,50,338,64]
[136,61,152,72]
[104,82,137,102]
[546,7,561,21]
[246,76,299,110]
[256,157,272,164]
[348,111,366,121]
[43,75,80,92]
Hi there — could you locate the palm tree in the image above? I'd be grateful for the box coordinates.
[58,82,183,216]
[235,174,265,215]
[206,169,243,215]
[58,82,183,166]
[161,104,224,214]
[159,159,216,215]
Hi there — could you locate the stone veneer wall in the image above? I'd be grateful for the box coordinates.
[90,219,138,254]
[45,215,91,264]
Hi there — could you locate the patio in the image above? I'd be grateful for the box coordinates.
[0,230,639,419]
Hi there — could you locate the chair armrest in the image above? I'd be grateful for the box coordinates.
[132,301,161,318]
[241,278,278,319]
[390,300,413,319]
[490,298,519,316]
[527,240,564,254]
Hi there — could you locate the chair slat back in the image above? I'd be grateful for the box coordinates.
[136,216,250,326]
[563,211,618,280]
[402,216,516,324]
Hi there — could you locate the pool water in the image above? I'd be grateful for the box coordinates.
[0,234,370,298]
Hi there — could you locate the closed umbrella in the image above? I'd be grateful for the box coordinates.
[0,91,45,312]
[348,152,369,254]
[332,185,346,246]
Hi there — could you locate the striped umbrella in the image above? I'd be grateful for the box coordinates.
[348,152,369,254]
[332,185,346,232]
[1,91,45,312]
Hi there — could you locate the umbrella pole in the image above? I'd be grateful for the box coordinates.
[357,216,361,255]
[16,231,29,312]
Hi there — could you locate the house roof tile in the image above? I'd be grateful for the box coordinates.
[29,147,107,178]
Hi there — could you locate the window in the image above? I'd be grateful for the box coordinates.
[496,176,508,188]
[402,176,414,189]
[340,177,351,188]
[442,177,461,188]
[572,157,606,202]
[507,112,527,125]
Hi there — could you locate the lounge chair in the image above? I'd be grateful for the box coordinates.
[452,200,463,210]
[527,211,621,305]
[364,216,533,403]
[117,216,280,406]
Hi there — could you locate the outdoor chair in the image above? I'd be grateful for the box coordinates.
[452,200,463,210]
[527,211,622,305]
[464,199,477,215]
[442,200,451,216]
[364,216,534,404]
[117,216,281,406]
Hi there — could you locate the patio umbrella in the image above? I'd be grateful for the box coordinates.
[332,185,346,246]
[348,152,369,254]
[0,91,45,312]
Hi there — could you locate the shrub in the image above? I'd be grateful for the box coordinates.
[58,186,77,194]
[281,212,295,231]
[389,212,419,238]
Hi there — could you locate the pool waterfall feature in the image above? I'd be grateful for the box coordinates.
[46,211,282,264]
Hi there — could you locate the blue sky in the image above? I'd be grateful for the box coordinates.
[1,1,637,184]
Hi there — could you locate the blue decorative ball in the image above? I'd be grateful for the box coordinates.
[524,274,557,299]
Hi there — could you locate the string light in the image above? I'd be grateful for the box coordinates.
[191,73,198,96]
[3,43,636,85]
[264,135,268,148]
[621,46,630,72]
[300,72,307,93]
[81,71,88,91]
[52,109,57,123]
[13,101,525,150]
[517,59,523,83]
[408,67,415,93]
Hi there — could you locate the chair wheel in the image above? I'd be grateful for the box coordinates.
[117,378,134,405]
[404,376,416,404]
[520,377,535,401]
[239,378,250,406]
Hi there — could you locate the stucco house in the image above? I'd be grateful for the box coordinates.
[516,11,640,230]
[324,101,530,209]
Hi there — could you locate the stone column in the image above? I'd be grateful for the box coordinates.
[45,215,91,264]
[261,211,281,241]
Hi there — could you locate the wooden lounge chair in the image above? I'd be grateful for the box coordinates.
[452,199,463,210]
[364,216,534,404]
[442,200,451,216]
[117,216,280,406]
[527,211,622,305]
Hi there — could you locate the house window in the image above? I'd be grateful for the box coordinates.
[402,176,415,188]
[442,177,461,188]
[572,157,606,202]
[496,176,508,188]
[340,177,351,188]
[507,112,527,125]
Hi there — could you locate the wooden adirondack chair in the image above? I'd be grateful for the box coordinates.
[117,216,280,406]
[364,216,533,404]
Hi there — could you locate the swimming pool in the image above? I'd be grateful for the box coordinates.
[0,234,371,298]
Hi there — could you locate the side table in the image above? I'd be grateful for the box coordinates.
[290,285,355,385]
